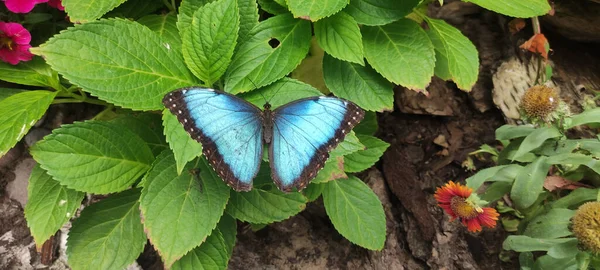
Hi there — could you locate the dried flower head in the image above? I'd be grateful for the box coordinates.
[519,85,560,121]
[571,201,600,254]
[434,181,499,232]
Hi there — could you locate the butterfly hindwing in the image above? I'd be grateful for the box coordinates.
[269,97,365,191]
[163,88,264,191]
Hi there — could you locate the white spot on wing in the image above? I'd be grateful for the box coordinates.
[164,43,171,50]
[58,200,67,206]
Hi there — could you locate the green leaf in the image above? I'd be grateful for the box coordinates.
[314,11,363,65]
[303,182,325,201]
[565,108,600,129]
[31,18,196,111]
[258,0,288,14]
[183,0,240,85]
[547,239,579,259]
[503,235,575,252]
[465,164,522,189]
[425,18,479,91]
[552,188,599,209]
[0,57,60,89]
[0,88,24,102]
[237,0,260,44]
[287,0,348,21]
[162,110,203,175]
[171,215,236,270]
[177,0,215,34]
[495,125,536,140]
[311,156,347,184]
[523,208,575,239]
[140,152,230,268]
[330,131,364,157]
[534,255,578,270]
[63,0,127,23]
[464,0,551,18]
[546,153,600,175]
[344,134,389,173]
[0,90,56,157]
[344,0,420,26]
[67,189,146,270]
[107,0,164,20]
[510,157,551,209]
[323,176,385,250]
[216,214,237,256]
[323,54,393,111]
[512,126,562,160]
[224,14,311,94]
[240,77,322,109]
[24,164,84,248]
[354,111,377,135]
[225,186,307,224]
[362,19,435,90]
[138,13,181,52]
[30,121,154,194]
[480,181,512,202]
[111,113,167,156]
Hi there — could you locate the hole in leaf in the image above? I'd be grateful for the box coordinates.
[268,38,280,48]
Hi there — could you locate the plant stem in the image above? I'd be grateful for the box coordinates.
[531,17,541,34]
[163,0,174,11]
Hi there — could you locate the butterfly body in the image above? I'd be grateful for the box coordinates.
[163,87,364,192]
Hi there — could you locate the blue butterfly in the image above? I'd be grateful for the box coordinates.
[163,87,364,192]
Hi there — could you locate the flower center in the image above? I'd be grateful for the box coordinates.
[450,196,479,219]
[0,34,14,51]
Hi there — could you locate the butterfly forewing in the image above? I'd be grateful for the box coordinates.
[270,97,365,192]
[163,88,264,191]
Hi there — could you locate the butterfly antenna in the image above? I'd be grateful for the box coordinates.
[267,80,287,104]
[247,78,269,105]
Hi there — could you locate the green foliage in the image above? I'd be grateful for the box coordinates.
[314,11,364,65]
[182,0,240,85]
[5,1,557,268]
[323,54,393,111]
[224,14,311,93]
[465,0,551,18]
[344,0,420,26]
[24,164,84,247]
[63,0,128,22]
[140,152,230,267]
[31,121,154,194]
[323,176,386,250]
[171,214,237,270]
[0,57,60,88]
[344,134,389,172]
[287,0,349,21]
[425,17,479,91]
[31,18,196,111]
[225,184,308,223]
[67,188,146,270]
[0,90,56,156]
[162,109,203,174]
[467,106,600,268]
[362,19,435,90]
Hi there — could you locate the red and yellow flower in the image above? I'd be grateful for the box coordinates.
[434,181,499,232]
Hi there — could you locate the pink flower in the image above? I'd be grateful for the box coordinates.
[47,0,63,10]
[3,0,49,13]
[0,22,34,65]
